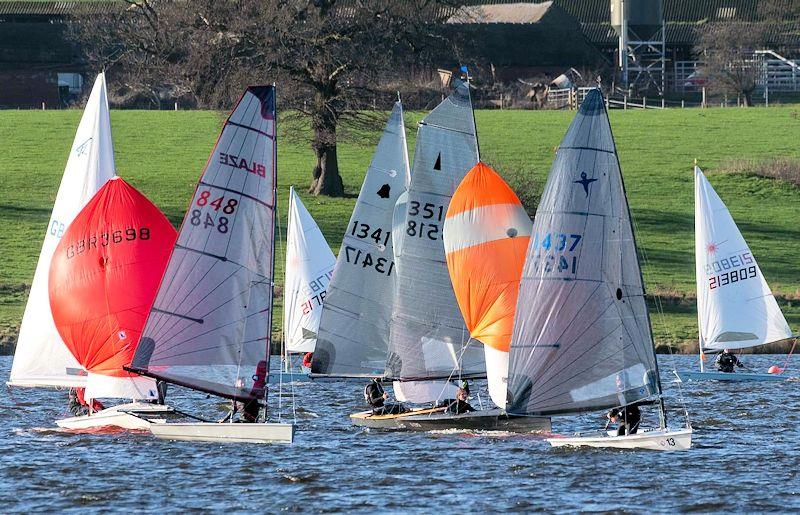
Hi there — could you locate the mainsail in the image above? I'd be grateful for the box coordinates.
[695,166,792,351]
[49,178,175,400]
[312,102,410,376]
[283,187,336,354]
[129,86,277,402]
[507,89,660,416]
[9,72,116,388]
[388,80,484,382]
[444,162,532,408]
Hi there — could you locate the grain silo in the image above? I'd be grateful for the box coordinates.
[610,0,665,93]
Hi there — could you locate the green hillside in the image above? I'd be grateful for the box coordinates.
[0,106,798,353]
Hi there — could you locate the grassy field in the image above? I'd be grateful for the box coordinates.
[0,106,798,353]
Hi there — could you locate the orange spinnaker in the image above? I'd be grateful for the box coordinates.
[49,177,176,378]
[444,162,532,352]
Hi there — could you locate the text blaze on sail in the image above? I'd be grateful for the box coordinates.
[48,177,177,380]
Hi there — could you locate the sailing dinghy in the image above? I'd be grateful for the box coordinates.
[6,73,172,429]
[675,166,796,382]
[49,178,177,430]
[312,100,410,379]
[506,88,691,451]
[343,81,548,432]
[126,85,293,444]
[279,186,336,382]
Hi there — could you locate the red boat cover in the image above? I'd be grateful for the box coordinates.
[49,177,176,378]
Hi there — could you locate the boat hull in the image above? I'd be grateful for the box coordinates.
[675,370,789,382]
[55,402,173,430]
[149,422,294,444]
[547,427,692,451]
[350,407,551,432]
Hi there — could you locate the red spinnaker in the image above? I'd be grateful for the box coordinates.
[49,177,176,378]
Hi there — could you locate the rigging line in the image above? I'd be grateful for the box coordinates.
[630,206,690,424]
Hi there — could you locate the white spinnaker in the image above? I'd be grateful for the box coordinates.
[283,187,336,354]
[9,72,116,388]
[695,166,792,350]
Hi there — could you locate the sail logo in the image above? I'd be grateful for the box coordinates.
[74,137,93,157]
[573,172,597,197]
[219,153,267,177]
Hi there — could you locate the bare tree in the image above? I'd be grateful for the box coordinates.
[70,0,463,196]
[694,22,768,107]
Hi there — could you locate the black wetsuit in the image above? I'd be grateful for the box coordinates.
[438,398,475,415]
[364,380,405,415]
[609,404,641,436]
[715,352,744,373]
[68,389,89,417]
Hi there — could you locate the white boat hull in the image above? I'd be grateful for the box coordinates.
[55,402,173,431]
[675,370,789,382]
[547,427,692,451]
[149,422,294,444]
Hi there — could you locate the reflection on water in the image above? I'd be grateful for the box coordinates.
[1,355,798,512]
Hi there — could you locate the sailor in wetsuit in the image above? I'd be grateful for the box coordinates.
[67,388,104,416]
[438,387,476,415]
[715,349,744,373]
[607,403,641,436]
[364,378,406,415]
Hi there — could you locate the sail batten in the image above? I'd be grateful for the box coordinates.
[507,89,659,416]
[312,102,410,377]
[386,80,485,388]
[694,166,792,351]
[131,86,277,402]
[9,72,117,389]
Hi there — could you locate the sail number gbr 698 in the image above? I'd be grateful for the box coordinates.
[406,200,444,241]
[190,190,238,234]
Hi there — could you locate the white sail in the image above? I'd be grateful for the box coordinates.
[9,72,116,388]
[283,187,336,354]
[694,166,792,350]
[312,102,410,376]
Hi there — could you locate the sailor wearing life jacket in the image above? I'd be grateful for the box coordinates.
[364,378,406,415]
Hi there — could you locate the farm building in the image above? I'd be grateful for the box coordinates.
[0,0,799,106]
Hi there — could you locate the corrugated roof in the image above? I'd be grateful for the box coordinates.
[449,2,554,24]
[554,0,763,24]
[0,1,120,16]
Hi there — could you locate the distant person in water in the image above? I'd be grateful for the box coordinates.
[716,349,744,373]
[68,388,104,417]
[302,352,314,370]
[364,378,406,415]
[439,387,476,415]
[607,403,641,436]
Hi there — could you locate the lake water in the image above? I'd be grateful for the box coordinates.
[1,354,798,512]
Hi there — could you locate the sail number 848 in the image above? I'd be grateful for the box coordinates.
[190,190,239,234]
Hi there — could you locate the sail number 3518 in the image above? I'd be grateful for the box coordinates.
[190,190,239,234]
[406,201,444,241]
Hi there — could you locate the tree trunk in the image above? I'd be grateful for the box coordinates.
[309,140,344,196]
[741,89,754,107]
[308,105,344,196]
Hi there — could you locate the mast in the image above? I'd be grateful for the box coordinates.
[266,82,278,421]
[128,85,278,406]
[601,86,667,428]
